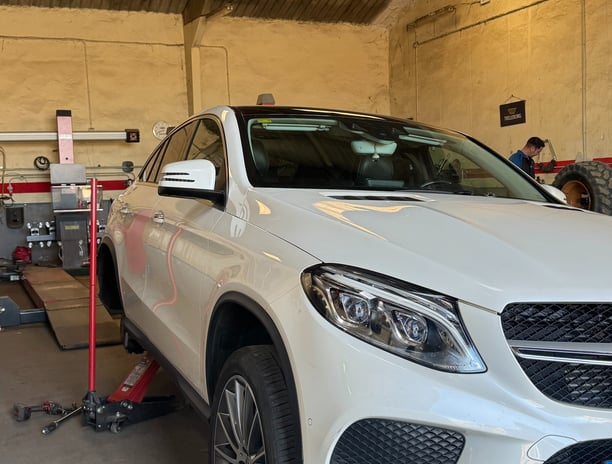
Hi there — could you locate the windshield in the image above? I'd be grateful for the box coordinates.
[244,113,547,201]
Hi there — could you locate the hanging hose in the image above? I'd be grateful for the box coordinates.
[538,139,558,173]
[33,155,50,171]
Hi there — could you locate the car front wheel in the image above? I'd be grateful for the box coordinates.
[210,345,299,464]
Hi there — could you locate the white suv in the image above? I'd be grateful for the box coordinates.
[98,103,612,464]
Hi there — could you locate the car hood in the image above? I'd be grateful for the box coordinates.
[243,189,612,311]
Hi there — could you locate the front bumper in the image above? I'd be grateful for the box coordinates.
[276,293,612,463]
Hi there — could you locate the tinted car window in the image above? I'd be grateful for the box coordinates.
[186,118,226,190]
[149,120,199,184]
[139,141,167,183]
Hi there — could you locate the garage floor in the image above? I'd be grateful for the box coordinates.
[0,281,210,463]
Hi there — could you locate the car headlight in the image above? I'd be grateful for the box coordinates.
[301,264,486,373]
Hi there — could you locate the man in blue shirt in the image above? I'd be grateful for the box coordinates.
[509,137,545,178]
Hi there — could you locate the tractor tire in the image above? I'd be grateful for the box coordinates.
[552,161,612,215]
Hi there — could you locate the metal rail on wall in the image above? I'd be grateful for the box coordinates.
[0,108,139,145]
[0,130,140,143]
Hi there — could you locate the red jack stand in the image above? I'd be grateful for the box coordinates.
[13,178,179,435]
[80,177,179,434]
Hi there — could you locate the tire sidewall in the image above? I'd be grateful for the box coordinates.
[209,345,297,464]
[552,161,612,214]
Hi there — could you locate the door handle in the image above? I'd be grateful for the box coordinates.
[152,211,165,224]
[117,193,131,215]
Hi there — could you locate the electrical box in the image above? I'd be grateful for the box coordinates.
[5,205,25,229]
[56,215,88,241]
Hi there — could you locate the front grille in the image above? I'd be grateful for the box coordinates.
[501,303,612,342]
[517,358,612,408]
[330,419,464,464]
[501,302,612,409]
[544,439,612,464]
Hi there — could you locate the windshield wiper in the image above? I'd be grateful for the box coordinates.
[452,189,475,195]
[399,188,474,195]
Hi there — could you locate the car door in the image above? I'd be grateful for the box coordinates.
[146,117,228,389]
[112,181,158,323]
[111,134,178,324]
[119,120,203,352]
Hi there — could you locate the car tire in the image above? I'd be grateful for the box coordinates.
[209,345,299,464]
[552,161,612,214]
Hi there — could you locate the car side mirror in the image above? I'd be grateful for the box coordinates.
[158,159,225,205]
[540,183,567,204]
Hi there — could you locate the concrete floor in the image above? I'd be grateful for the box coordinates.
[0,322,209,463]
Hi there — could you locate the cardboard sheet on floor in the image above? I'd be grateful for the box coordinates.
[22,266,121,350]
[46,304,121,350]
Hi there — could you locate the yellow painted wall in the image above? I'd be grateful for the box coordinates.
[389,0,612,177]
[0,6,389,203]
[195,18,390,113]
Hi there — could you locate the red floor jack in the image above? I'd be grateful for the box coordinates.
[81,354,180,434]
[13,178,179,435]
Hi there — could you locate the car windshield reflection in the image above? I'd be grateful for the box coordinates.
[244,113,546,202]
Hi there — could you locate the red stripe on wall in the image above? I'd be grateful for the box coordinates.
[535,157,612,175]
[0,179,130,194]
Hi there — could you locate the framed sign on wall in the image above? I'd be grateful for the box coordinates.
[500,100,526,127]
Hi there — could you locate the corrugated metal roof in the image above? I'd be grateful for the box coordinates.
[0,0,187,14]
[226,0,391,24]
[0,0,395,25]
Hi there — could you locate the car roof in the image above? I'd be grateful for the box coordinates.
[230,105,393,120]
[226,105,436,131]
